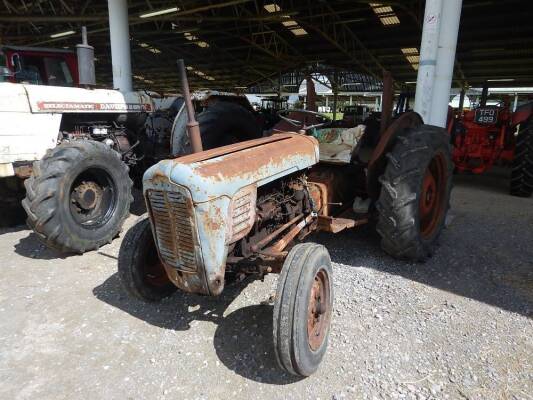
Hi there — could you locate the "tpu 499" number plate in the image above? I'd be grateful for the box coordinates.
[474,108,499,124]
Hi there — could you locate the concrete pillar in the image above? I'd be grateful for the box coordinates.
[429,0,462,127]
[108,0,132,92]
[414,0,443,123]
[349,95,353,106]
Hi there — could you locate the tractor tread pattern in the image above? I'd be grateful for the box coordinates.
[376,125,454,261]
[510,119,533,197]
[22,140,132,253]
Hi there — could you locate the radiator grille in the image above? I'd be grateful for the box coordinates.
[230,192,253,243]
[147,190,197,272]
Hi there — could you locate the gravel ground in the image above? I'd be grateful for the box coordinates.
[0,168,532,400]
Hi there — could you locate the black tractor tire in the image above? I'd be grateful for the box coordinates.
[118,216,177,302]
[172,101,263,155]
[376,125,453,262]
[22,140,132,254]
[273,243,333,377]
[197,101,263,148]
[510,119,533,197]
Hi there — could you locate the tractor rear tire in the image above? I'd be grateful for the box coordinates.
[273,243,333,377]
[510,119,533,197]
[376,125,453,261]
[118,216,177,302]
[197,101,263,148]
[22,140,132,254]
[172,101,263,155]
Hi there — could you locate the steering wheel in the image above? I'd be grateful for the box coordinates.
[277,110,332,132]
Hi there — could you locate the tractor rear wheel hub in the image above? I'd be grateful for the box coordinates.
[72,181,103,211]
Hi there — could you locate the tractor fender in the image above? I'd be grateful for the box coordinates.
[511,102,533,127]
[366,111,424,199]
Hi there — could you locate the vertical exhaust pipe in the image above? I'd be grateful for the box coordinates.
[177,59,203,153]
[76,26,96,87]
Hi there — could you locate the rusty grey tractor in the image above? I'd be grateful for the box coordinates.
[117,62,453,377]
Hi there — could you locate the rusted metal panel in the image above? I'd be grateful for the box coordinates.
[143,132,320,297]
[307,181,328,216]
[151,133,319,203]
[146,190,197,272]
[227,185,256,244]
[317,216,368,233]
[143,176,209,295]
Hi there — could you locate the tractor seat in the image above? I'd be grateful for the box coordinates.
[312,125,365,164]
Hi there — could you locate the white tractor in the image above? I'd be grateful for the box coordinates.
[0,34,262,253]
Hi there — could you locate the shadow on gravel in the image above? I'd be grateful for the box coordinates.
[13,232,70,260]
[213,304,302,384]
[311,213,533,319]
[93,273,300,385]
[453,168,510,195]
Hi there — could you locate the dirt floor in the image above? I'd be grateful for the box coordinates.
[0,168,532,400]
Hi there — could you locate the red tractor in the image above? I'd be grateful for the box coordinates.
[448,99,533,197]
[0,45,79,86]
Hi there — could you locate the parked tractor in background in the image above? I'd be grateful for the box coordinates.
[448,95,533,197]
[0,32,262,252]
[0,44,79,86]
[118,61,454,377]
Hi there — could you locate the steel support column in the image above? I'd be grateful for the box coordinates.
[414,0,442,123]
[429,0,463,127]
[107,0,132,92]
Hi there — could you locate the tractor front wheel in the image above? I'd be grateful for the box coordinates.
[510,119,533,197]
[118,216,177,302]
[273,243,333,377]
[376,125,453,261]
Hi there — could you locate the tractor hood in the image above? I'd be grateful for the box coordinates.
[143,133,319,203]
[0,82,154,113]
[142,133,319,296]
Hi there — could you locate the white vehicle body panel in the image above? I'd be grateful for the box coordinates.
[0,82,154,176]
[23,84,153,113]
[0,112,61,164]
[0,84,61,167]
